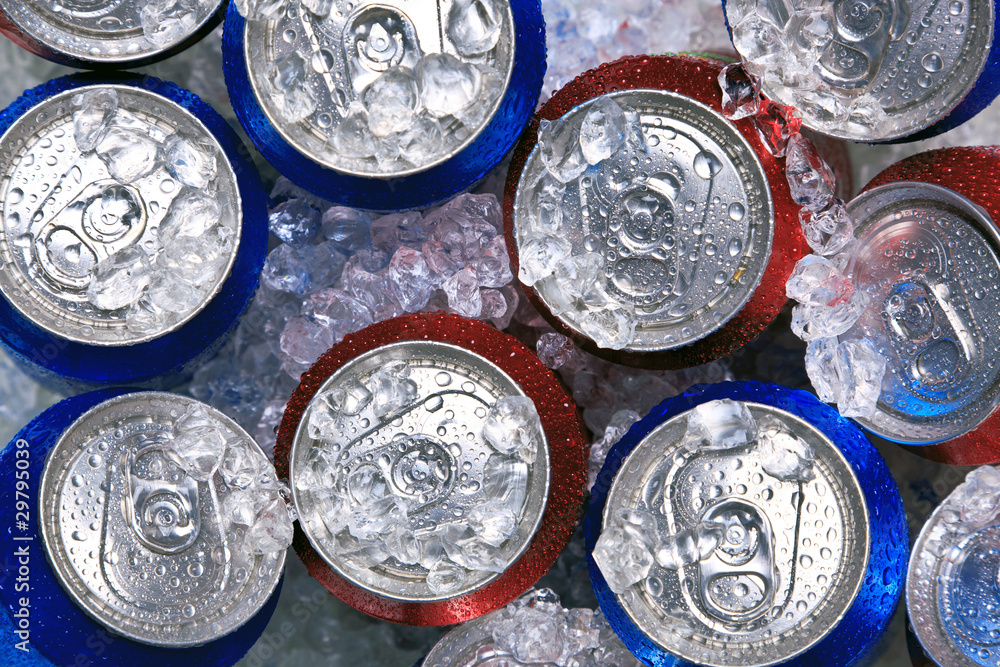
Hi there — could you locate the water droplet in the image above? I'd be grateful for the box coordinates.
[684,200,696,213]
[646,576,663,597]
[729,237,743,256]
[921,53,943,72]
[693,151,723,179]
[949,0,964,13]
[728,202,745,221]
[71,474,84,487]
[103,551,118,564]
[88,454,102,468]
[188,562,204,577]
[8,188,23,205]
[796,600,808,612]
[800,555,813,568]
[425,395,444,412]
[71,530,87,541]
[283,29,297,43]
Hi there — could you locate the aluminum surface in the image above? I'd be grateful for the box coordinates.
[0,84,242,346]
[37,392,285,647]
[242,0,515,178]
[603,401,870,667]
[290,340,551,602]
[514,89,774,352]
[0,0,223,65]
[844,182,1000,445]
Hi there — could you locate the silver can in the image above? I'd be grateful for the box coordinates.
[908,465,1000,667]
[241,0,515,178]
[594,398,869,666]
[38,392,287,647]
[0,0,227,68]
[512,89,774,353]
[0,83,242,348]
[841,182,1000,445]
[724,0,994,141]
[289,340,551,602]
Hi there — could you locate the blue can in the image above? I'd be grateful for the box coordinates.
[0,389,285,665]
[585,381,907,667]
[0,73,268,391]
[222,0,546,210]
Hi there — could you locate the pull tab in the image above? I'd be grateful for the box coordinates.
[698,499,776,623]
[883,279,974,396]
[33,179,146,290]
[819,0,910,89]
[344,7,422,96]
[121,436,200,555]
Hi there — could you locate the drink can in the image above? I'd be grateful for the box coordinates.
[0,389,286,665]
[222,0,545,210]
[584,381,908,666]
[841,147,1000,466]
[0,74,268,391]
[0,0,228,69]
[722,0,1000,142]
[908,464,1000,667]
[275,312,588,625]
[503,54,807,371]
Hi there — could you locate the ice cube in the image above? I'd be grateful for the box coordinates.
[301,0,333,16]
[370,361,419,418]
[517,234,572,286]
[347,465,391,508]
[141,0,199,46]
[269,199,321,248]
[170,404,229,479]
[785,134,835,211]
[324,377,373,418]
[757,426,816,483]
[163,131,219,190]
[718,62,760,120]
[233,0,286,20]
[446,0,503,56]
[480,288,508,323]
[363,67,420,137]
[800,201,854,257]
[220,443,268,490]
[371,211,426,250]
[247,495,294,554]
[682,399,758,452]
[494,606,566,664]
[955,466,1000,525]
[482,396,542,463]
[279,316,334,365]
[268,52,317,123]
[86,246,151,311]
[805,337,841,403]
[418,53,482,117]
[158,189,222,241]
[786,255,853,307]
[443,266,483,318]
[577,306,636,351]
[395,113,444,168]
[72,89,117,153]
[341,261,401,321]
[475,235,513,289]
[588,409,641,488]
[751,97,802,158]
[95,125,161,184]
[835,338,885,418]
[536,332,575,370]
[331,102,377,159]
[223,489,256,526]
[262,243,345,297]
[426,558,468,595]
[388,246,435,312]
[126,296,168,335]
[322,206,372,252]
[303,288,373,341]
[483,453,529,516]
[592,523,654,594]
[538,117,588,183]
[531,174,567,232]
[145,270,202,314]
[790,291,865,341]
[578,96,627,165]
[655,521,725,570]
[443,534,508,573]
[468,504,517,546]
[157,230,230,287]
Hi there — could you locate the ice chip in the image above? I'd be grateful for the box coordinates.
[475,235,513,289]
[495,606,567,664]
[331,102,377,159]
[126,296,167,335]
[835,338,886,418]
[805,337,841,403]
[426,558,468,595]
[786,254,854,307]
[443,266,483,318]
[578,96,627,165]
[443,534,508,573]
[532,174,567,232]
[170,404,229,480]
[483,453,529,516]
[757,426,816,482]
[482,396,542,462]
[517,235,572,286]
[394,113,444,167]
[247,495,294,554]
[536,332,575,370]
[790,291,865,341]
[593,523,654,594]
[140,0,199,48]
[72,89,117,153]
[751,98,802,157]
[268,51,318,123]
[303,288,373,340]
[268,198,321,247]
[86,246,151,311]
[538,117,588,183]
[95,125,161,183]
[163,131,219,190]
[577,306,636,350]
[681,399,758,451]
[588,409,641,488]
[418,53,482,117]
[145,269,202,314]
[233,0,286,20]
[468,505,517,546]
[655,521,725,569]
[279,316,334,365]
[800,201,855,256]
[158,189,222,241]
[718,62,760,120]
[262,244,344,297]
[322,206,372,252]
[362,67,420,137]
[370,361,419,418]
[301,0,334,16]
[785,133,835,211]
[220,443,268,490]
[388,246,435,312]
[223,490,256,526]
[956,466,1000,525]
[157,230,230,287]
[446,0,504,56]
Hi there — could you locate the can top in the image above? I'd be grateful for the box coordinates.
[37,392,287,647]
[842,181,1000,445]
[290,339,550,602]
[724,0,995,141]
[512,88,774,354]
[595,398,869,667]
[241,0,515,179]
[0,83,242,347]
[908,465,1000,667]
[0,0,224,66]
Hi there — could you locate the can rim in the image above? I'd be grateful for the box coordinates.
[0,83,244,348]
[502,54,806,370]
[274,312,588,625]
[862,147,1000,465]
[37,390,287,648]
